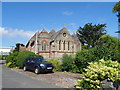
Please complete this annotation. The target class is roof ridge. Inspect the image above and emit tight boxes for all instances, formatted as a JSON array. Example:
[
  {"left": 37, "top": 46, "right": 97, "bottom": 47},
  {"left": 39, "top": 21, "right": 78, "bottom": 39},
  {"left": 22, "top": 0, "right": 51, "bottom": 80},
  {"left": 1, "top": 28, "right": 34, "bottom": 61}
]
[{"left": 41, "top": 28, "right": 47, "bottom": 33}]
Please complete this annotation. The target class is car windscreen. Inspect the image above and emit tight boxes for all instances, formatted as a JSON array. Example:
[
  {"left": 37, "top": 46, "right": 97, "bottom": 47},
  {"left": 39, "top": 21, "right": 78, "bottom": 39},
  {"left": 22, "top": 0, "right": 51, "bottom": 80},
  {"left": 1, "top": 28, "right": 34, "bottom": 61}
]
[{"left": 35, "top": 58, "right": 44, "bottom": 62}]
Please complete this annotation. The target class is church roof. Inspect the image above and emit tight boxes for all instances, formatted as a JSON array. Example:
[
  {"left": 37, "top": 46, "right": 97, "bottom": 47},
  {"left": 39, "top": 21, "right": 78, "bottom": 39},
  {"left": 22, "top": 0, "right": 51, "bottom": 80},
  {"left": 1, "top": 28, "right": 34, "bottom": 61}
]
[
  {"left": 41, "top": 28, "right": 47, "bottom": 33},
  {"left": 59, "top": 27, "right": 70, "bottom": 35},
  {"left": 50, "top": 29, "right": 55, "bottom": 33},
  {"left": 49, "top": 29, "right": 56, "bottom": 37},
  {"left": 28, "top": 27, "right": 80, "bottom": 44},
  {"left": 51, "top": 27, "right": 73, "bottom": 41}
]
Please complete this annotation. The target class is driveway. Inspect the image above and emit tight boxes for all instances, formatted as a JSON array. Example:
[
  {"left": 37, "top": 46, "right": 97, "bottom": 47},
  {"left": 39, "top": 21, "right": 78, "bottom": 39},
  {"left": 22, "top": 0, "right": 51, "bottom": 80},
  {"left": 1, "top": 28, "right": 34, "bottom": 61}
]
[{"left": 2, "top": 63, "right": 60, "bottom": 88}]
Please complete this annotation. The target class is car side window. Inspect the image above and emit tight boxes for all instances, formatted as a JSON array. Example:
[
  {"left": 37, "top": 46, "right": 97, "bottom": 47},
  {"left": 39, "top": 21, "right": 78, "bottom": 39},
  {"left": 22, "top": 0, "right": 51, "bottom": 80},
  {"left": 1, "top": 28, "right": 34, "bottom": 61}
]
[
  {"left": 26, "top": 59, "right": 30, "bottom": 62},
  {"left": 26, "top": 58, "right": 35, "bottom": 63},
  {"left": 31, "top": 58, "right": 35, "bottom": 63}
]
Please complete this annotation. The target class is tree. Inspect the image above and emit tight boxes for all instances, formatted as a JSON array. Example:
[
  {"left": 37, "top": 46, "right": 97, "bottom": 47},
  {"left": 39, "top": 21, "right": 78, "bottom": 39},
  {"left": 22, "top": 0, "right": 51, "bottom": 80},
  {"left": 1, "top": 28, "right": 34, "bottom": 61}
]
[
  {"left": 113, "top": 2, "right": 120, "bottom": 35},
  {"left": 13, "top": 43, "right": 25, "bottom": 52},
  {"left": 75, "top": 35, "right": 120, "bottom": 73},
  {"left": 77, "top": 23, "right": 106, "bottom": 49},
  {"left": 112, "top": 1, "right": 120, "bottom": 13},
  {"left": 96, "top": 35, "right": 120, "bottom": 62}
]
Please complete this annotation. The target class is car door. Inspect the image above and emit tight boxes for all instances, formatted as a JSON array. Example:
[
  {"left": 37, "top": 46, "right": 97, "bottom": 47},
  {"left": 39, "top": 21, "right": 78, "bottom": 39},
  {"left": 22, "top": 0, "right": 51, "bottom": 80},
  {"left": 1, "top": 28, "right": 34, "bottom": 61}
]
[
  {"left": 25, "top": 58, "right": 31, "bottom": 69},
  {"left": 28, "top": 58, "right": 36, "bottom": 71}
]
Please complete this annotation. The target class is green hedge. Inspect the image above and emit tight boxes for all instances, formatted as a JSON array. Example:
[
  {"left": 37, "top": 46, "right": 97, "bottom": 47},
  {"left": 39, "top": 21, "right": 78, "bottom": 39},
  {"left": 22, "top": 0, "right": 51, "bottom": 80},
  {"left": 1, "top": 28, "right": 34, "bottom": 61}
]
[
  {"left": 16, "top": 51, "right": 37, "bottom": 68},
  {"left": 96, "top": 35, "right": 120, "bottom": 62},
  {"left": 6, "top": 50, "right": 43, "bottom": 68},
  {"left": 6, "top": 51, "right": 19, "bottom": 68},
  {"left": 75, "top": 35, "right": 120, "bottom": 73}
]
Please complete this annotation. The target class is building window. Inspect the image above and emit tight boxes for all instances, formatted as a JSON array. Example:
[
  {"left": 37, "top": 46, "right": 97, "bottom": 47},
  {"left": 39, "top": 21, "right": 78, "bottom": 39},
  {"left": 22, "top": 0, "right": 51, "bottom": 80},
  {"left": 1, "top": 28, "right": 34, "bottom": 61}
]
[
  {"left": 63, "top": 41, "right": 65, "bottom": 50},
  {"left": 63, "top": 33, "right": 66, "bottom": 37},
  {"left": 30, "top": 41, "right": 35, "bottom": 47},
  {"left": 59, "top": 40, "right": 61, "bottom": 50},
  {"left": 42, "top": 42, "right": 46, "bottom": 51},
  {"left": 68, "top": 41, "right": 70, "bottom": 50}
]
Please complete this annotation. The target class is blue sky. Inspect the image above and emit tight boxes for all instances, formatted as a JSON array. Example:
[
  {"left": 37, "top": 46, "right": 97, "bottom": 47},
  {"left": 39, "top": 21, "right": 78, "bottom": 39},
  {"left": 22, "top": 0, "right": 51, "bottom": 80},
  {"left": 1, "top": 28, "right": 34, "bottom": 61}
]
[{"left": 1, "top": 2, "right": 118, "bottom": 47}]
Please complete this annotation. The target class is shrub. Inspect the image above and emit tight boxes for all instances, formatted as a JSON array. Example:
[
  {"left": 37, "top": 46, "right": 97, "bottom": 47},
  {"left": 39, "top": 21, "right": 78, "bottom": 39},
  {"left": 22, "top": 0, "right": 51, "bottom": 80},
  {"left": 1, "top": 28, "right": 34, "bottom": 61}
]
[
  {"left": 75, "top": 48, "right": 96, "bottom": 73},
  {"left": 6, "top": 50, "right": 43, "bottom": 68},
  {"left": 16, "top": 51, "right": 36, "bottom": 68},
  {"left": 96, "top": 35, "right": 120, "bottom": 62},
  {"left": 35, "top": 54, "right": 43, "bottom": 58},
  {"left": 47, "top": 59, "right": 62, "bottom": 71},
  {"left": 75, "top": 35, "right": 120, "bottom": 73},
  {"left": 6, "top": 62, "right": 12, "bottom": 68},
  {"left": 94, "top": 46, "right": 119, "bottom": 61},
  {"left": 6, "top": 51, "right": 19, "bottom": 68},
  {"left": 75, "top": 59, "right": 120, "bottom": 89},
  {"left": 61, "top": 54, "right": 79, "bottom": 73}
]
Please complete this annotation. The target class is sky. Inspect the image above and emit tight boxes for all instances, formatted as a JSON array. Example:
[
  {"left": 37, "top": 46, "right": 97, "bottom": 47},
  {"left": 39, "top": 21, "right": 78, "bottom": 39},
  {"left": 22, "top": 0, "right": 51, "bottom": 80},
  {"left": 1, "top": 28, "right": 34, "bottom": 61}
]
[{"left": 1, "top": 2, "right": 119, "bottom": 47}]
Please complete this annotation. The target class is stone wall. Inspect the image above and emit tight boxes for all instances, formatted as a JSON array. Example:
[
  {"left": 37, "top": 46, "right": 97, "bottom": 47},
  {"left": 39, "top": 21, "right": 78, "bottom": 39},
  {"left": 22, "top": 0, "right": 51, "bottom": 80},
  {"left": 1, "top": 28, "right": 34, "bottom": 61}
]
[{"left": 25, "top": 27, "right": 81, "bottom": 59}]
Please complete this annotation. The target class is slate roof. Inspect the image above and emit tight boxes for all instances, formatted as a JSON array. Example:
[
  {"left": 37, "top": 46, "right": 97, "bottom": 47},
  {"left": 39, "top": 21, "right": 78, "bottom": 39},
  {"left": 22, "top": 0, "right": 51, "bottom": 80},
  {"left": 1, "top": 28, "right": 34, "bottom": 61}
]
[
  {"left": 50, "top": 27, "right": 74, "bottom": 41},
  {"left": 49, "top": 29, "right": 56, "bottom": 37},
  {"left": 28, "top": 27, "right": 79, "bottom": 44},
  {"left": 41, "top": 28, "right": 47, "bottom": 33}
]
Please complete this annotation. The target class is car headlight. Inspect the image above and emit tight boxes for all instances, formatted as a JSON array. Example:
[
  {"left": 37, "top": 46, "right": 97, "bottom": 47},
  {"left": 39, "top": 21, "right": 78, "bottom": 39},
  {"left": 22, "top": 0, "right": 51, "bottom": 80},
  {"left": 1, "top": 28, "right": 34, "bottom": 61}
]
[{"left": 40, "top": 64, "right": 45, "bottom": 67}]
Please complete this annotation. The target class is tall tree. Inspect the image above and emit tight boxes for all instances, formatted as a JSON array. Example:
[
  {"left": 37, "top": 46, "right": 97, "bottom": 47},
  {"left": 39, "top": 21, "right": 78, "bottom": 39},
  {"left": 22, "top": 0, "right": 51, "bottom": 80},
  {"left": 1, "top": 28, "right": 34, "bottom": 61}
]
[
  {"left": 112, "top": 1, "right": 120, "bottom": 13},
  {"left": 112, "top": 2, "right": 120, "bottom": 35},
  {"left": 77, "top": 23, "right": 106, "bottom": 49}
]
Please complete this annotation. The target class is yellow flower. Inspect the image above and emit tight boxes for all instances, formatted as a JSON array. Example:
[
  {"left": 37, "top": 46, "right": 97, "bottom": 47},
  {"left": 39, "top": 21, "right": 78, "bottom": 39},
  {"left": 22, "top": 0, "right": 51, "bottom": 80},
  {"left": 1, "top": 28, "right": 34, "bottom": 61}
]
[{"left": 97, "top": 86, "right": 100, "bottom": 88}]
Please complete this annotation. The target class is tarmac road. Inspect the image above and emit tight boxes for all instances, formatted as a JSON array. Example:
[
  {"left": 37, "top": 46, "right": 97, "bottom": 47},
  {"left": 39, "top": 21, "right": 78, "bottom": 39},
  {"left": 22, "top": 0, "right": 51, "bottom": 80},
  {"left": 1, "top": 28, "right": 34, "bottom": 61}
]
[{"left": 1, "top": 61, "right": 60, "bottom": 89}]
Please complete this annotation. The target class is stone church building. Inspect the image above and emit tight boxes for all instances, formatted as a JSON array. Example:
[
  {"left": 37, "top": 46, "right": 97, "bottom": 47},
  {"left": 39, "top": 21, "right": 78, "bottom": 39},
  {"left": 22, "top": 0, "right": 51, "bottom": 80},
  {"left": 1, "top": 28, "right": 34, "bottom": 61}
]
[{"left": 20, "top": 27, "right": 81, "bottom": 59}]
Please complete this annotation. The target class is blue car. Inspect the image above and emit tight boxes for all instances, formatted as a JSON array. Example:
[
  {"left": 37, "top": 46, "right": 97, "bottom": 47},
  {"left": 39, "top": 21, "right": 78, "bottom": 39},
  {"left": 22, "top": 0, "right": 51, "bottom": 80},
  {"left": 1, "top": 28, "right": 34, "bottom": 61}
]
[{"left": 23, "top": 57, "right": 54, "bottom": 74}]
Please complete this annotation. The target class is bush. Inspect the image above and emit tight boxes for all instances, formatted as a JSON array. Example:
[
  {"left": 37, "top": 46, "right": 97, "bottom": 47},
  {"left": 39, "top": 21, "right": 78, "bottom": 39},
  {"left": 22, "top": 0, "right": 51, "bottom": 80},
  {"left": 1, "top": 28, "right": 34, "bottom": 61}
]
[
  {"left": 6, "top": 50, "right": 43, "bottom": 68},
  {"left": 75, "top": 48, "right": 95, "bottom": 73},
  {"left": 35, "top": 54, "right": 43, "bottom": 58},
  {"left": 94, "top": 46, "right": 119, "bottom": 61},
  {"left": 61, "top": 54, "right": 79, "bottom": 73},
  {"left": 75, "top": 35, "right": 120, "bottom": 73},
  {"left": 96, "top": 35, "right": 120, "bottom": 62},
  {"left": 75, "top": 59, "right": 120, "bottom": 89},
  {"left": 6, "top": 62, "right": 12, "bottom": 68},
  {"left": 16, "top": 51, "right": 36, "bottom": 68},
  {"left": 6, "top": 51, "right": 19, "bottom": 68},
  {"left": 47, "top": 59, "right": 62, "bottom": 71}
]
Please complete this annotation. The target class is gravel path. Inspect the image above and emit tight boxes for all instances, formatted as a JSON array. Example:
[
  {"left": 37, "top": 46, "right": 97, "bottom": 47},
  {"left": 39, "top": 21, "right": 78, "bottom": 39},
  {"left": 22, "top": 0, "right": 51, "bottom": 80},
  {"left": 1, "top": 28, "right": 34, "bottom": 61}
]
[{"left": 11, "top": 68, "right": 83, "bottom": 88}]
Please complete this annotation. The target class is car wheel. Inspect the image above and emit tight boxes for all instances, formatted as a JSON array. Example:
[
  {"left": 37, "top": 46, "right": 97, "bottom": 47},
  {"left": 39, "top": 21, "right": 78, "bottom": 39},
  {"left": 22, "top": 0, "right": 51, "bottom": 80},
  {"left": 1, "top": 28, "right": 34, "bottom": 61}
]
[
  {"left": 49, "top": 70, "right": 54, "bottom": 73},
  {"left": 35, "top": 67, "right": 40, "bottom": 74},
  {"left": 23, "top": 66, "right": 27, "bottom": 71}
]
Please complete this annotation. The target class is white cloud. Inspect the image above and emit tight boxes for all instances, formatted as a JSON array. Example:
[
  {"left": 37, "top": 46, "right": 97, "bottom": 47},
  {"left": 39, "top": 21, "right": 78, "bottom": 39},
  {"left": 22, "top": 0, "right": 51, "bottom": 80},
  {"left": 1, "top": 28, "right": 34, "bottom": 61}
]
[
  {"left": 62, "top": 11, "right": 73, "bottom": 16},
  {"left": 0, "top": 27, "right": 35, "bottom": 38}
]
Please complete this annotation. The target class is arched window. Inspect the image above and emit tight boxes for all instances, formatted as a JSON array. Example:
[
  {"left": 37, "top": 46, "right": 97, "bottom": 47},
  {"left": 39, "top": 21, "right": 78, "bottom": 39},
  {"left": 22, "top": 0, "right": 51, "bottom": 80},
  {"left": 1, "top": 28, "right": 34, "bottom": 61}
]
[
  {"left": 68, "top": 41, "right": 70, "bottom": 50},
  {"left": 59, "top": 40, "right": 61, "bottom": 50},
  {"left": 42, "top": 42, "right": 46, "bottom": 51},
  {"left": 63, "top": 41, "right": 65, "bottom": 50},
  {"left": 30, "top": 41, "right": 35, "bottom": 47}
]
